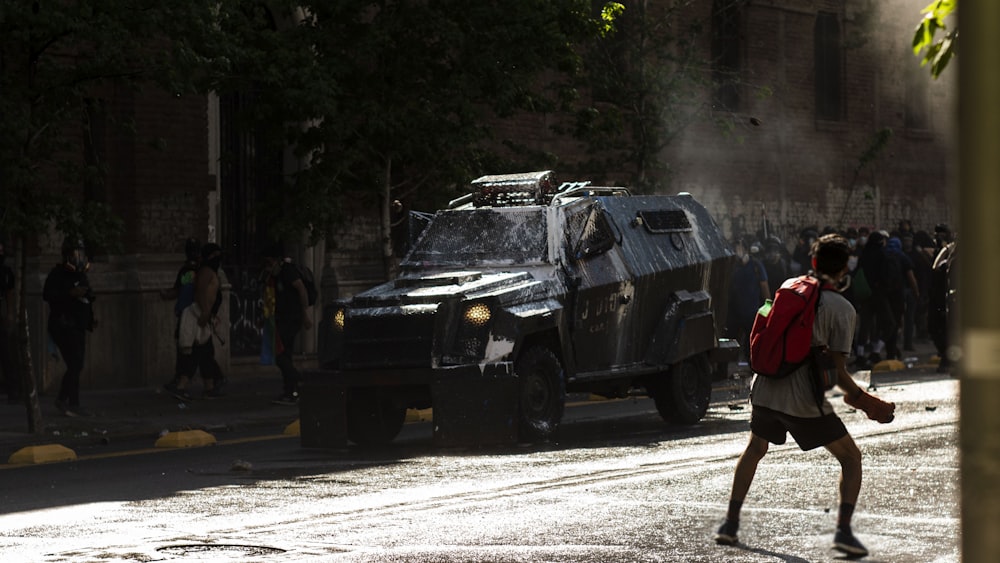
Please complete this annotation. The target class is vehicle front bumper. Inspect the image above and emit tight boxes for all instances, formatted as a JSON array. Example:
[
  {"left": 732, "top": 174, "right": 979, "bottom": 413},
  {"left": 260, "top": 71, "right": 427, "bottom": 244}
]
[{"left": 299, "top": 362, "right": 517, "bottom": 448}]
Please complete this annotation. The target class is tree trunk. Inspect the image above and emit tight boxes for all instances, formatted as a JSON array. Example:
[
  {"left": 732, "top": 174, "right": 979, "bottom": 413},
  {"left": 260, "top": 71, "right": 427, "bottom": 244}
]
[
  {"left": 380, "top": 157, "right": 397, "bottom": 280},
  {"left": 14, "top": 236, "right": 43, "bottom": 433}
]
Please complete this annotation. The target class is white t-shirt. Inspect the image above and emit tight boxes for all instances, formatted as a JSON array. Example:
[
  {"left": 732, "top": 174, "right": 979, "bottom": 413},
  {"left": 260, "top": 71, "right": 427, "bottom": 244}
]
[{"left": 750, "top": 289, "right": 857, "bottom": 418}]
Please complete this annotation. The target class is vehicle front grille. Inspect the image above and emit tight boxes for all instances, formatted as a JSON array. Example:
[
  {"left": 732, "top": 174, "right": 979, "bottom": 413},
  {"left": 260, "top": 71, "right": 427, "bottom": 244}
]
[{"left": 342, "top": 310, "right": 435, "bottom": 369}]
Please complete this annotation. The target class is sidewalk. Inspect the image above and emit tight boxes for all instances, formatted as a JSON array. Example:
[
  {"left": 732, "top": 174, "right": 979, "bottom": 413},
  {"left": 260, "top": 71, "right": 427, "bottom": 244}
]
[
  {"left": 0, "top": 339, "right": 947, "bottom": 464},
  {"left": 0, "top": 365, "right": 301, "bottom": 462}
]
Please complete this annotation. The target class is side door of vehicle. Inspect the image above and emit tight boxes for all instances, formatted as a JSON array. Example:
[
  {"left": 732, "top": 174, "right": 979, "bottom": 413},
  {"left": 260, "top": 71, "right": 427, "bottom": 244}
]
[{"left": 561, "top": 201, "right": 638, "bottom": 373}]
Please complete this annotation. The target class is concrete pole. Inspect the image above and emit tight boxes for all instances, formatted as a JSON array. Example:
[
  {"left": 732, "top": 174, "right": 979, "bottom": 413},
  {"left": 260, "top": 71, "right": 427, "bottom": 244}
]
[{"left": 961, "top": 2, "right": 1000, "bottom": 561}]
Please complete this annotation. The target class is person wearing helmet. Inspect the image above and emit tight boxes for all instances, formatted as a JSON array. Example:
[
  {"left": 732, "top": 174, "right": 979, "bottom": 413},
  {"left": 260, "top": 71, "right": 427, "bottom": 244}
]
[
  {"left": 160, "top": 238, "right": 200, "bottom": 392},
  {"left": 42, "top": 236, "right": 96, "bottom": 417}
]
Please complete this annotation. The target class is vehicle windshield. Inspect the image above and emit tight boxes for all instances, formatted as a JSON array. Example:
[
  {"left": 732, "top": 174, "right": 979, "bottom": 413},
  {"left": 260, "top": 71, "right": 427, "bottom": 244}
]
[{"left": 404, "top": 207, "right": 549, "bottom": 267}]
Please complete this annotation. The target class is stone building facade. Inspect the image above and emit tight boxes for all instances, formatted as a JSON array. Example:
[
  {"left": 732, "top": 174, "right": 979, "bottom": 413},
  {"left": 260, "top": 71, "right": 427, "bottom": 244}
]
[{"left": 20, "top": 0, "right": 954, "bottom": 392}]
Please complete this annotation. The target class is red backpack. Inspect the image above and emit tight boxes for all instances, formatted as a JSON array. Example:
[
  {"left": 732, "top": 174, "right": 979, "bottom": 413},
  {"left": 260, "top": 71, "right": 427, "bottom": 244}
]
[{"left": 749, "top": 275, "right": 822, "bottom": 378}]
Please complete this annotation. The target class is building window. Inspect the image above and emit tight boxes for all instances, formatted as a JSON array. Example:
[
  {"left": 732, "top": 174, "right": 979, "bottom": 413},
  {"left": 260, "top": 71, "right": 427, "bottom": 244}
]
[
  {"left": 712, "top": 0, "right": 743, "bottom": 111},
  {"left": 814, "top": 11, "right": 842, "bottom": 121}
]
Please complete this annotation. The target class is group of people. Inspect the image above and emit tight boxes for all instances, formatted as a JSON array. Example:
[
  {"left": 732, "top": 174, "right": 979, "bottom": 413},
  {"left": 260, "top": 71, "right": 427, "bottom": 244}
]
[
  {"left": 718, "top": 220, "right": 957, "bottom": 558},
  {"left": 159, "top": 240, "right": 314, "bottom": 407},
  {"left": 726, "top": 221, "right": 956, "bottom": 371},
  {"left": 0, "top": 235, "right": 315, "bottom": 418}
]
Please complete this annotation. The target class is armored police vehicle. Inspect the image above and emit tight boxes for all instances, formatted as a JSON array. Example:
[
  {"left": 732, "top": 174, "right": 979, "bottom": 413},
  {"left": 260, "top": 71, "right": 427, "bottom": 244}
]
[{"left": 301, "top": 171, "right": 737, "bottom": 447}]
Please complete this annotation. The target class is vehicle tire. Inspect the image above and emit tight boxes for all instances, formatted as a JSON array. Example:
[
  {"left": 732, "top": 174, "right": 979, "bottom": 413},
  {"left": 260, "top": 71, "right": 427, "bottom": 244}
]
[
  {"left": 515, "top": 346, "right": 566, "bottom": 442},
  {"left": 648, "top": 355, "right": 712, "bottom": 425},
  {"left": 346, "top": 387, "right": 407, "bottom": 446}
]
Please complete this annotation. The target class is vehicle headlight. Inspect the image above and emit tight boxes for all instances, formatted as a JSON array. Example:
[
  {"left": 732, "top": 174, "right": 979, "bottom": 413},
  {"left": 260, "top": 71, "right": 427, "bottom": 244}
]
[
  {"left": 463, "top": 303, "right": 491, "bottom": 327},
  {"left": 333, "top": 307, "right": 346, "bottom": 331}
]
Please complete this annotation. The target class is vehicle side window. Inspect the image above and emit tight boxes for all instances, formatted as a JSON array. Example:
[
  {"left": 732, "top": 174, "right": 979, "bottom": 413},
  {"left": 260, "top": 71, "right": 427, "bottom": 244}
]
[{"left": 567, "top": 205, "right": 615, "bottom": 260}]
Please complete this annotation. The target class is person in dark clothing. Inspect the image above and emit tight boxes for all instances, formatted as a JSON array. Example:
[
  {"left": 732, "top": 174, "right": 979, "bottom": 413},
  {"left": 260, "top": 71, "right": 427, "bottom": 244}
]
[
  {"left": 910, "top": 231, "right": 937, "bottom": 340},
  {"left": 933, "top": 223, "right": 953, "bottom": 253},
  {"left": 164, "top": 243, "right": 226, "bottom": 400},
  {"left": 727, "top": 238, "right": 769, "bottom": 362},
  {"left": 160, "top": 238, "right": 200, "bottom": 388},
  {"left": 0, "top": 241, "right": 18, "bottom": 404},
  {"left": 761, "top": 236, "right": 790, "bottom": 297},
  {"left": 929, "top": 241, "right": 957, "bottom": 373},
  {"left": 790, "top": 228, "right": 818, "bottom": 276},
  {"left": 262, "top": 244, "right": 313, "bottom": 405},
  {"left": 42, "top": 237, "right": 96, "bottom": 417},
  {"left": 855, "top": 231, "right": 899, "bottom": 363},
  {"left": 884, "top": 237, "right": 919, "bottom": 355}
]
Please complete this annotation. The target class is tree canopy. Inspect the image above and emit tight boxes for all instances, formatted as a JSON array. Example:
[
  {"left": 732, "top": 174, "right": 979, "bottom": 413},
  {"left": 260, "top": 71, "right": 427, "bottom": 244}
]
[{"left": 243, "top": 1, "right": 614, "bottom": 245}]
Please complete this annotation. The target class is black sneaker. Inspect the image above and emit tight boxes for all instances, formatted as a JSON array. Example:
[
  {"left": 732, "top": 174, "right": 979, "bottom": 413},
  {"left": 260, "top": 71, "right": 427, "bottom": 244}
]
[
  {"left": 271, "top": 393, "right": 298, "bottom": 406},
  {"left": 204, "top": 388, "right": 226, "bottom": 399},
  {"left": 714, "top": 519, "right": 739, "bottom": 546},
  {"left": 833, "top": 527, "right": 868, "bottom": 557}
]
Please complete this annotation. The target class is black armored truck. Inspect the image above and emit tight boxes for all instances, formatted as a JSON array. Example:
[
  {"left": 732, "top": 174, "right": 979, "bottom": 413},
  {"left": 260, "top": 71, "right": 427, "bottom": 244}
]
[{"left": 300, "top": 171, "right": 738, "bottom": 447}]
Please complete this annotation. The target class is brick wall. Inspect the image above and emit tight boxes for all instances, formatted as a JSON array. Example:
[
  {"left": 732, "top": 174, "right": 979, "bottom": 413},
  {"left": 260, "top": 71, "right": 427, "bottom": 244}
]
[{"left": 491, "top": 0, "right": 954, "bottom": 244}]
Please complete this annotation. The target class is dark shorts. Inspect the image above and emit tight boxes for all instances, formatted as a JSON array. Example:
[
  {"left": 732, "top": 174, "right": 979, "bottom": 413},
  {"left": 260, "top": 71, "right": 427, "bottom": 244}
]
[{"left": 751, "top": 405, "right": 848, "bottom": 451}]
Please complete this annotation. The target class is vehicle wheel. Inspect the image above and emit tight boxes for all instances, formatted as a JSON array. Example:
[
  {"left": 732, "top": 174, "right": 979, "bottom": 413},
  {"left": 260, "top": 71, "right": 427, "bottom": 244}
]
[
  {"left": 648, "top": 355, "right": 712, "bottom": 425},
  {"left": 346, "top": 387, "right": 407, "bottom": 446},
  {"left": 515, "top": 346, "right": 566, "bottom": 442}
]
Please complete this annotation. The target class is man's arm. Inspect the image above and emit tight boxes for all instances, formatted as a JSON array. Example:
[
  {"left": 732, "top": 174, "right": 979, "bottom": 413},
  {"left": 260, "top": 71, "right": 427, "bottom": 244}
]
[{"left": 832, "top": 350, "right": 895, "bottom": 423}]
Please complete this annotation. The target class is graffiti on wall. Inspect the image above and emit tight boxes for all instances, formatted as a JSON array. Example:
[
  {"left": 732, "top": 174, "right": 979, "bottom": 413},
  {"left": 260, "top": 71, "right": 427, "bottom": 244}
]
[{"left": 227, "top": 267, "right": 265, "bottom": 357}]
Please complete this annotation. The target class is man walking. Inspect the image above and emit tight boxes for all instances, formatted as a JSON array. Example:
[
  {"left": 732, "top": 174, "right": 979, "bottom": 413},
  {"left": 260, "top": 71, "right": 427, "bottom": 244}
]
[
  {"left": 261, "top": 244, "right": 312, "bottom": 405},
  {"left": 715, "top": 233, "right": 896, "bottom": 557},
  {"left": 43, "top": 237, "right": 96, "bottom": 417}
]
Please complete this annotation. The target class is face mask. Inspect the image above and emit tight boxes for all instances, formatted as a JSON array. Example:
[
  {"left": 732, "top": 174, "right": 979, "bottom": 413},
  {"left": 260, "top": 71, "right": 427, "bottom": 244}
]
[
  {"left": 848, "top": 238, "right": 857, "bottom": 248},
  {"left": 835, "top": 273, "right": 852, "bottom": 293},
  {"left": 66, "top": 250, "right": 88, "bottom": 272},
  {"left": 858, "top": 236, "right": 868, "bottom": 247},
  {"left": 740, "top": 253, "right": 750, "bottom": 265}
]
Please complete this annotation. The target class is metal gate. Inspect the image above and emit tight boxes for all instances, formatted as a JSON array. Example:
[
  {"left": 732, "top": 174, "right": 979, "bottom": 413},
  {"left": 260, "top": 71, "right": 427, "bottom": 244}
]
[{"left": 218, "top": 90, "right": 283, "bottom": 357}]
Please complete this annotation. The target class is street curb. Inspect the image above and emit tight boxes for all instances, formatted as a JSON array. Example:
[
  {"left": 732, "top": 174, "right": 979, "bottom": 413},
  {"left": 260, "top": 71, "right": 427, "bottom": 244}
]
[{"left": 7, "top": 444, "right": 78, "bottom": 465}]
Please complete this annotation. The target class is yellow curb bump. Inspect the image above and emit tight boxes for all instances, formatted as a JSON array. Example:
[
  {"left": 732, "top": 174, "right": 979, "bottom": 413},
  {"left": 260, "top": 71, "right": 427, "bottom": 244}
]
[
  {"left": 154, "top": 429, "right": 217, "bottom": 448},
  {"left": 284, "top": 419, "right": 300, "bottom": 436},
  {"left": 8, "top": 444, "right": 77, "bottom": 465},
  {"left": 872, "top": 359, "right": 906, "bottom": 372},
  {"left": 405, "top": 408, "right": 432, "bottom": 423}
]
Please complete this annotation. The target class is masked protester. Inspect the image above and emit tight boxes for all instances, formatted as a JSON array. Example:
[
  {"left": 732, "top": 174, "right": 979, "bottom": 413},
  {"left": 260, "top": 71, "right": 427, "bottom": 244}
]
[
  {"left": 727, "top": 238, "right": 770, "bottom": 362},
  {"left": 43, "top": 237, "right": 96, "bottom": 417},
  {"left": 716, "top": 234, "right": 895, "bottom": 558},
  {"left": 261, "top": 242, "right": 313, "bottom": 405},
  {"left": 165, "top": 243, "right": 226, "bottom": 400}
]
